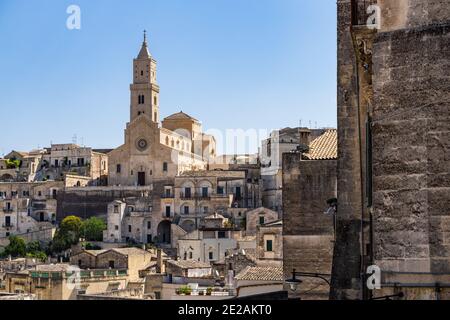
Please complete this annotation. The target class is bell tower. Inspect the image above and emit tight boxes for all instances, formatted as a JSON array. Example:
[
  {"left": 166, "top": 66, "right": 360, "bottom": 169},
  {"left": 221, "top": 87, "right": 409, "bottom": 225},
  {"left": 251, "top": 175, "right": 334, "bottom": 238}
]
[{"left": 130, "top": 31, "right": 160, "bottom": 123}]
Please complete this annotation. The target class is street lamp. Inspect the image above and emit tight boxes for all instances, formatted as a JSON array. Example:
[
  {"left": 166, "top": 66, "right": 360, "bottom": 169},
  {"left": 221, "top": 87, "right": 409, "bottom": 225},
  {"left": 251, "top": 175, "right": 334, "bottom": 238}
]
[
  {"left": 286, "top": 269, "right": 303, "bottom": 292},
  {"left": 285, "top": 269, "right": 332, "bottom": 297}
]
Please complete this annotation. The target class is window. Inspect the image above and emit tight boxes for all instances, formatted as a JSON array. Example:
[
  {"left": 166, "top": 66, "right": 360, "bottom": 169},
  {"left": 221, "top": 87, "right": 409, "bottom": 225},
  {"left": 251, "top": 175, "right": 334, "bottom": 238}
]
[
  {"left": 184, "top": 187, "right": 191, "bottom": 198},
  {"left": 77, "top": 158, "right": 84, "bottom": 166},
  {"left": 163, "top": 162, "right": 168, "bottom": 172},
  {"left": 115, "top": 225, "right": 119, "bottom": 230},
  {"left": 154, "top": 96, "right": 157, "bottom": 105},
  {"left": 154, "top": 112, "right": 157, "bottom": 122},
  {"left": 38, "top": 191, "right": 42, "bottom": 197},
  {"left": 141, "top": 70, "right": 143, "bottom": 76},
  {"left": 217, "top": 186, "right": 224, "bottom": 195},
  {"left": 259, "top": 216, "right": 265, "bottom": 225},
  {"left": 209, "top": 252, "right": 214, "bottom": 260},
  {"left": 113, "top": 205, "right": 119, "bottom": 213},
  {"left": 141, "top": 95, "right": 145, "bottom": 104},
  {"left": 147, "top": 221, "right": 151, "bottom": 229},
  {"left": 5, "top": 216, "right": 11, "bottom": 227},
  {"left": 184, "top": 206, "right": 189, "bottom": 215},
  {"left": 202, "top": 187, "right": 208, "bottom": 198},
  {"left": 266, "top": 240, "right": 273, "bottom": 252},
  {"left": 109, "top": 261, "right": 115, "bottom": 269},
  {"left": 218, "top": 231, "right": 227, "bottom": 239},
  {"left": 128, "top": 225, "right": 132, "bottom": 232},
  {"left": 203, "top": 207, "right": 208, "bottom": 214},
  {"left": 183, "top": 252, "right": 187, "bottom": 260},
  {"left": 166, "top": 206, "right": 171, "bottom": 217},
  {"left": 116, "top": 164, "right": 121, "bottom": 173},
  {"left": 189, "top": 252, "right": 193, "bottom": 259}
]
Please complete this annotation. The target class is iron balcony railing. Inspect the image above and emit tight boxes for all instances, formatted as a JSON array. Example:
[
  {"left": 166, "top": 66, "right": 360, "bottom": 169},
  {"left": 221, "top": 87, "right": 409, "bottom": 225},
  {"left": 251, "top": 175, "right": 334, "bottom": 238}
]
[{"left": 351, "top": 0, "right": 377, "bottom": 26}]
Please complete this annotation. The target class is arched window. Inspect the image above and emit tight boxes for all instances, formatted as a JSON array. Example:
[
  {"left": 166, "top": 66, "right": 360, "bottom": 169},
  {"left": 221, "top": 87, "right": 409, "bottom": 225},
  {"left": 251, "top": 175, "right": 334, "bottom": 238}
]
[
  {"left": 142, "top": 95, "right": 145, "bottom": 104},
  {"left": 138, "top": 95, "right": 141, "bottom": 104},
  {"left": 165, "top": 136, "right": 169, "bottom": 145},
  {"left": 154, "top": 96, "right": 157, "bottom": 105}
]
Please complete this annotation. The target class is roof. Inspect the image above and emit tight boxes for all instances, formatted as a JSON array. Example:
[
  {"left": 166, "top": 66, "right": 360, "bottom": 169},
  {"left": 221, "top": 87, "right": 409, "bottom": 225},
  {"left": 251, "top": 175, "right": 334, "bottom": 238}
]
[
  {"left": 179, "top": 170, "right": 245, "bottom": 179},
  {"left": 205, "top": 212, "right": 225, "bottom": 220},
  {"left": 166, "top": 260, "right": 211, "bottom": 269},
  {"left": 260, "top": 219, "right": 283, "bottom": 227},
  {"left": 77, "top": 247, "right": 150, "bottom": 257},
  {"left": 304, "top": 129, "right": 337, "bottom": 160},
  {"left": 163, "top": 111, "right": 199, "bottom": 122},
  {"left": 235, "top": 266, "right": 284, "bottom": 281},
  {"left": 137, "top": 33, "right": 151, "bottom": 59},
  {"left": 34, "top": 264, "right": 75, "bottom": 272}
]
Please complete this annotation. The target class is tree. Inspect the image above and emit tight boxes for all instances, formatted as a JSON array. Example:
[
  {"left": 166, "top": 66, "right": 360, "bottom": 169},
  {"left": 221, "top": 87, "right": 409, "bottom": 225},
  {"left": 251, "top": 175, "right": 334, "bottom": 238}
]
[
  {"left": 26, "top": 241, "right": 47, "bottom": 262},
  {"left": 51, "top": 215, "right": 82, "bottom": 253},
  {"left": 80, "top": 217, "right": 106, "bottom": 241},
  {"left": 3, "top": 235, "right": 26, "bottom": 258}
]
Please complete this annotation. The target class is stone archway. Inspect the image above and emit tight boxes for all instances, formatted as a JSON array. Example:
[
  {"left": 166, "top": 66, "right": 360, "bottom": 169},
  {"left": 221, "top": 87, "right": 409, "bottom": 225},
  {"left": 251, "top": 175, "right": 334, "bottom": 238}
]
[
  {"left": 0, "top": 174, "right": 14, "bottom": 182},
  {"left": 157, "top": 220, "right": 171, "bottom": 244}
]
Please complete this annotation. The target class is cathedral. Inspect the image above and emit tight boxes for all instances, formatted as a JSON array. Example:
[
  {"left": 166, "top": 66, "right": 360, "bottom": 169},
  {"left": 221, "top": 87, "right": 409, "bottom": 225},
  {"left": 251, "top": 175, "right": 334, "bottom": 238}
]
[{"left": 108, "top": 33, "right": 216, "bottom": 186}]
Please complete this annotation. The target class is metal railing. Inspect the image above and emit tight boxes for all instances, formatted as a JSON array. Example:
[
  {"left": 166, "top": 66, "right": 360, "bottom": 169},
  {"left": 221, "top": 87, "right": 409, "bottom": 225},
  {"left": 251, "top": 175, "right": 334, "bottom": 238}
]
[{"left": 351, "top": 0, "right": 376, "bottom": 26}]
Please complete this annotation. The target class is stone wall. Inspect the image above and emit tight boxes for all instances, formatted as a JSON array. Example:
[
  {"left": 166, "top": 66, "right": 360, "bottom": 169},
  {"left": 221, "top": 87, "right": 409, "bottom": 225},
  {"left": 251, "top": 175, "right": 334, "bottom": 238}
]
[
  {"left": 371, "top": 23, "right": 450, "bottom": 273},
  {"left": 282, "top": 152, "right": 337, "bottom": 299}
]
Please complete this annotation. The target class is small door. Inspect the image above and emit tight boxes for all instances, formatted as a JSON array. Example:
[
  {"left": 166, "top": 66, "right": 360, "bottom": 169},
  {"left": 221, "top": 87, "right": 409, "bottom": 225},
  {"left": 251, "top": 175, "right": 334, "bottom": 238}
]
[
  {"left": 147, "top": 234, "right": 152, "bottom": 243},
  {"left": 138, "top": 172, "right": 146, "bottom": 186}
]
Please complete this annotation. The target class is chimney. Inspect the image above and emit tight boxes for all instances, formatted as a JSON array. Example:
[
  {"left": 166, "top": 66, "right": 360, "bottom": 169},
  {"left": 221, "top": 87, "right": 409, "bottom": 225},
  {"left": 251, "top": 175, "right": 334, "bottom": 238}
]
[{"left": 298, "top": 128, "right": 311, "bottom": 146}]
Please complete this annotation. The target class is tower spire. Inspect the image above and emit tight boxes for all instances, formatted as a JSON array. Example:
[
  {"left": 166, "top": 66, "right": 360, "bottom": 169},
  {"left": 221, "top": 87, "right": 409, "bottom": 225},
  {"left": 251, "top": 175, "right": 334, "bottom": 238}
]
[{"left": 137, "top": 30, "right": 151, "bottom": 59}]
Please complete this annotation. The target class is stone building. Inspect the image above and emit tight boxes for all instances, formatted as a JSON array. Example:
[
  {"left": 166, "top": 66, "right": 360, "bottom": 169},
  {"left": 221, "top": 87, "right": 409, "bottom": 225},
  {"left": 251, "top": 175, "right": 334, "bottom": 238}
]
[
  {"left": 282, "top": 129, "right": 337, "bottom": 300},
  {"left": 260, "top": 127, "right": 325, "bottom": 213},
  {"left": 70, "top": 247, "right": 154, "bottom": 281},
  {"left": 108, "top": 34, "right": 215, "bottom": 187},
  {"left": 256, "top": 219, "right": 283, "bottom": 263},
  {"left": 4, "top": 264, "right": 129, "bottom": 300},
  {"left": 172, "top": 170, "right": 260, "bottom": 232},
  {"left": 245, "top": 207, "right": 279, "bottom": 236},
  {"left": 39, "top": 144, "right": 108, "bottom": 185},
  {"left": 177, "top": 213, "right": 253, "bottom": 264},
  {"left": 0, "top": 181, "right": 63, "bottom": 245},
  {"left": 332, "top": 0, "right": 450, "bottom": 300},
  {"left": 0, "top": 150, "right": 44, "bottom": 183}
]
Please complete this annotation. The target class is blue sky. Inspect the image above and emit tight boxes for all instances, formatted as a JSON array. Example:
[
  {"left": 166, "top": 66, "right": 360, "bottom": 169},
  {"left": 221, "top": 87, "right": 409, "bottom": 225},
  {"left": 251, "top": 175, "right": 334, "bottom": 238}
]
[{"left": 0, "top": 0, "right": 336, "bottom": 155}]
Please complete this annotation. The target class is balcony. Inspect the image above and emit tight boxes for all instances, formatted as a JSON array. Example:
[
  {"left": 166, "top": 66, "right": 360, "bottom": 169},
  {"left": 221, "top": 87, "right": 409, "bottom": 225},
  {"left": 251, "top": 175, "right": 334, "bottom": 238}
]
[
  {"left": 161, "top": 193, "right": 174, "bottom": 199},
  {"left": 2, "top": 223, "right": 14, "bottom": 228},
  {"left": 179, "top": 192, "right": 211, "bottom": 200},
  {"left": 3, "top": 208, "right": 13, "bottom": 213},
  {"left": 351, "top": 0, "right": 377, "bottom": 26}
]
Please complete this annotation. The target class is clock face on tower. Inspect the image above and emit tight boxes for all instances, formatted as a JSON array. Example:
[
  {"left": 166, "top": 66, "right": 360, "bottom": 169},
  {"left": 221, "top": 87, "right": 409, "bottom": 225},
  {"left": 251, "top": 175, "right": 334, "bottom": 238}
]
[{"left": 136, "top": 138, "right": 149, "bottom": 151}]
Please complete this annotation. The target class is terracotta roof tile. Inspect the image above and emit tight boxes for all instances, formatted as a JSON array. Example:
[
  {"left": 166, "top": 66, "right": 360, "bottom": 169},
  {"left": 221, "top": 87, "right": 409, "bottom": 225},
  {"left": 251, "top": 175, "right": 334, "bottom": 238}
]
[
  {"left": 235, "top": 266, "right": 284, "bottom": 281},
  {"left": 304, "top": 129, "right": 337, "bottom": 160}
]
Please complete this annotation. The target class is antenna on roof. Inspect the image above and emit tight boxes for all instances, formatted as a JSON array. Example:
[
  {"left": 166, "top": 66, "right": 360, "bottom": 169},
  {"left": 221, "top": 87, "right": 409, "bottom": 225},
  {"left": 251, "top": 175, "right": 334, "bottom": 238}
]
[{"left": 72, "top": 134, "right": 77, "bottom": 144}]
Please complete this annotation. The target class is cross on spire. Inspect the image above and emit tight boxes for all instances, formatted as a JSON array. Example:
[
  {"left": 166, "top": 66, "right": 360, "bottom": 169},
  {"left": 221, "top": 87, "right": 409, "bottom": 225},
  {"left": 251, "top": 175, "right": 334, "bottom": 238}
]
[{"left": 143, "top": 30, "right": 147, "bottom": 44}]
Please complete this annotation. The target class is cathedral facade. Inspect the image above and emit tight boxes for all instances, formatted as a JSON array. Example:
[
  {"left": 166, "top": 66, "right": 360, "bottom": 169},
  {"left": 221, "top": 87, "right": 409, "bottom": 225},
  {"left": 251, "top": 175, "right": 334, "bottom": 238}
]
[{"left": 108, "top": 34, "right": 216, "bottom": 186}]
